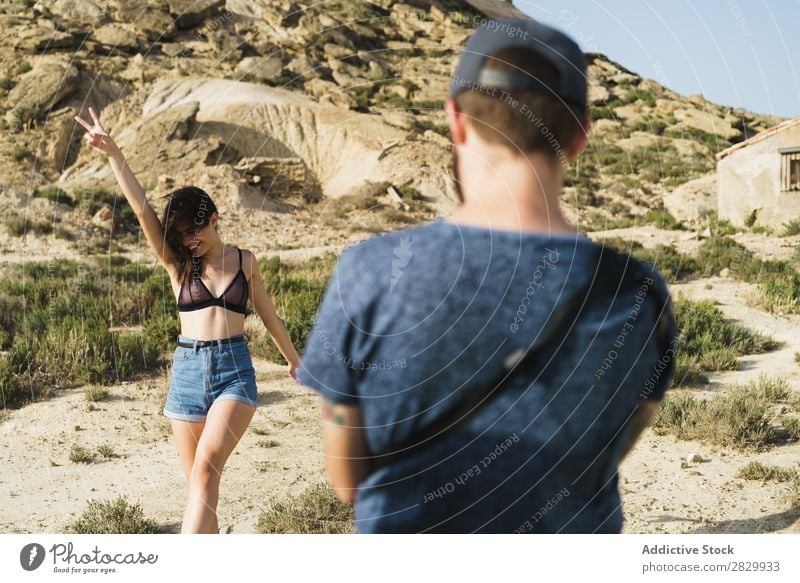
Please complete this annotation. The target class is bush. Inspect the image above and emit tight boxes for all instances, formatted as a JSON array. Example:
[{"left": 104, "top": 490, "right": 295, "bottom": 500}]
[
  {"left": 0, "top": 353, "right": 26, "bottom": 408},
  {"left": 4, "top": 214, "right": 53, "bottom": 236},
  {"left": 596, "top": 238, "right": 699, "bottom": 283},
  {"left": 0, "top": 258, "right": 176, "bottom": 404},
  {"left": 97, "top": 443, "right": 115, "bottom": 458},
  {"left": 69, "top": 444, "right": 93, "bottom": 464},
  {"left": 84, "top": 386, "right": 109, "bottom": 402},
  {"left": 248, "top": 254, "right": 336, "bottom": 363},
  {"left": 697, "top": 236, "right": 800, "bottom": 313},
  {"left": 33, "top": 186, "right": 76, "bottom": 207},
  {"left": 656, "top": 374, "right": 796, "bottom": 447},
  {"left": 256, "top": 482, "right": 354, "bottom": 533},
  {"left": 644, "top": 210, "right": 682, "bottom": 230},
  {"left": 781, "top": 219, "right": 800, "bottom": 237},
  {"left": 69, "top": 496, "right": 160, "bottom": 534},
  {"left": 653, "top": 376, "right": 792, "bottom": 451},
  {"left": 737, "top": 461, "right": 798, "bottom": 482},
  {"left": 675, "top": 299, "right": 777, "bottom": 361}
]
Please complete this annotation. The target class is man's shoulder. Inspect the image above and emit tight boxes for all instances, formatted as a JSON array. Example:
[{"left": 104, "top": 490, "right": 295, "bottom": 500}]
[{"left": 338, "top": 221, "right": 442, "bottom": 269}]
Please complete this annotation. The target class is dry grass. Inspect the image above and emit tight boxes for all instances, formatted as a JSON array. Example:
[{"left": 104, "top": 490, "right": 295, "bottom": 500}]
[
  {"left": 653, "top": 375, "right": 799, "bottom": 451},
  {"left": 256, "top": 482, "right": 354, "bottom": 534},
  {"left": 69, "top": 496, "right": 160, "bottom": 534}
]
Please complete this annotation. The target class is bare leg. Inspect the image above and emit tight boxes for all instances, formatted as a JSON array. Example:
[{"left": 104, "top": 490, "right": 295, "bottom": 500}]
[
  {"left": 170, "top": 419, "right": 206, "bottom": 482},
  {"left": 181, "top": 400, "right": 255, "bottom": 534}
]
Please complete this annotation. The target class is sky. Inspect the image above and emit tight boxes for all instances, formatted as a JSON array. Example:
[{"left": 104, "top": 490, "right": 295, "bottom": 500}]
[{"left": 516, "top": 0, "right": 800, "bottom": 119}]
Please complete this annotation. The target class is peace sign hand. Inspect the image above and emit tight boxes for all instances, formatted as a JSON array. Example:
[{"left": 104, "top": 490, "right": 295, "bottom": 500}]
[{"left": 74, "top": 107, "right": 121, "bottom": 159}]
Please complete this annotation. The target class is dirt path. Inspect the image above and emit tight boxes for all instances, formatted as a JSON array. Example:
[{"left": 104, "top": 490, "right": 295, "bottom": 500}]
[
  {"left": 0, "top": 360, "right": 325, "bottom": 534},
  {"left": 619, "top": 275, "right": 800, "bottom": 533}
]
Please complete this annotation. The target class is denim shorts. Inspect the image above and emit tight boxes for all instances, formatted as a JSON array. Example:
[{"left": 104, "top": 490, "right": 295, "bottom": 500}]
[{"left": 163, "top": 333, "right": 258, "bottom": 422}]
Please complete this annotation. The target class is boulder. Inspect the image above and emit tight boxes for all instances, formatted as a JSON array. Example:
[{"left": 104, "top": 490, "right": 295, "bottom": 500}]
[
  {"left": 663, "top": 173, "right": 717, "bottom": 224},
  {"left": 39, "top": 106, "right": 78, "bottom": 169},
  {"left": 303, "top": 78, "right": 357, "bottom": 109},
  {"left": 92, "top": 23, "right": 140, "bottom": 53},
  {"left": 236, "top": 56, "right": 284, "bottom": 82},
  {"left": 16, "top": 25, "right": 75, "bottom": 52},
  {"left": 113, "top": 3, "right": 175, "bottom": 41},
  {"left": 92, "top": 204, "right": 122, "bottom": 235},
  {"left": 47, "top": 0, "right": 109, "bottom": 27},
  {"left": 5, "top": 58, "right": 79, "bottom": 125},
  {"left": 166, "top": 0, "right": 225, "bottom": 30}
]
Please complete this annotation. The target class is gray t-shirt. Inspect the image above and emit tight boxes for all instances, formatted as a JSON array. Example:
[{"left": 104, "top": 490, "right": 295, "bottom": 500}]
[{"left": 297, "top": 217, "right": 677, "bottom": 533}]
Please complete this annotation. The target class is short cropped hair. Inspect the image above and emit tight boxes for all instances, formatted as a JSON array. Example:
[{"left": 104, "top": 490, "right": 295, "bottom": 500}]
[{"left": 453, "top": 46, "right": 587, "bottom": 163}]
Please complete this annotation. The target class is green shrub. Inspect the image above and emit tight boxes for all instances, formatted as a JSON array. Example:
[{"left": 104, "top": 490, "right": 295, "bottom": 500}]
[
  {"left": 96, "top": 443, "right": 115, "bottom": 458},
  {"left": 69, "top": 496, "right": 159, "bottom": 534},
  {"left": 781, "top": 219, "right": 800, "bottom": 237},
  {"left": 737, "top": 461, "right": 798, "bottom": 482},
  {"left": 12, "top": 145, "right": 30, "bottom": 161},
  {"left": 644, "top": 210, "right": 682, "bottom": 230},
  {"left": 672, "top": 299, "right": 778, "bottom": 384},
  {"left": 0, "top": 258, "right": 176, "bottom": 403},
  {"left": 84, "top": 386, "right": 109, "bottom": 402},
  {"left": 4, "top": 214, "right": 53, "bottom": 236},
  {"left": 653, "top": 376, "right": 792, "bottom": 451},
  {"left": 0, "top": 353, "right": 25, "bottom": 408},
  {"left": 697, "top": 236, "right": 800, "bottom": 313},
  {"left": 256, "top": 482, "right": 354, "bottom": 534},
  {"left": 596, "top": 238, "right": 699, "bottom": 283},
  {"left": 69, "top": 444, "right": 93, "bottom": 464},
  {"left": 33, "top": 186, "right": 76, "bottom": 207},
  {"left": 247, "top": 254, "right": 336, "bottom": 363}
]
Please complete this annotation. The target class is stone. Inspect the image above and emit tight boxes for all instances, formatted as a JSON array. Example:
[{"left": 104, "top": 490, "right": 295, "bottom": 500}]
[
  {"left": 113, "top": 4, "right": 176, "bottom": 41},
  {"left": 166, "top": 0, "right": 225, "bottom": 30},
  {"left": 663, "top": 173, "right": 717, "bottom": 225},
  {"left": 48, "top": 0, "right": 109, "bottom": 28},
  {"left": 287, "top": 55, "right": 321, "bottom": 81},
  {"left": 5, "top": 58, "right": 79, "bottom": 125},
  {"left": 40, "top": 106, "right": 78, "bottom": 169},
  {"left": 92, "top": 204, "right": 122, "bottom": 235},
  {"left": 236, "top": 56, "right": 284, "bottom": 82},
  {"left": 161, "top": 43, "right": 188, "bottom": 57},
  {"left": 303, "top": 78, "right": 357, "bottom": 109},
  {"left": 17, "top": 26, "right": 75, "bottom": 52},
  {"left": 92, "top": 23, "right": 140, "bottom": 53}
]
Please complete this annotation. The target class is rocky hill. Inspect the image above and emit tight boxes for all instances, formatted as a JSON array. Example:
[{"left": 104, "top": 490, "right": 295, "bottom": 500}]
[{"left": 0, "top": 0, "right": 785, "bottom": 255}]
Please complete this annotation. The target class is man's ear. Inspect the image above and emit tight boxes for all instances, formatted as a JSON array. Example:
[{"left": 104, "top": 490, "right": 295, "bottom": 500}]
[
  {"left": 445, "top": 98, "right": 467, "bottom": 146},
  {"left": 565, "top": 116, "right": 592, "bottom": 161},
  {"left": 210, "top": 212, "right": 219, "bottom": 229}
]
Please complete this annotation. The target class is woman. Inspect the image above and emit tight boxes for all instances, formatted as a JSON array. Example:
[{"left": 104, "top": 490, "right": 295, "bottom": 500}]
[{"left": 75, "top": 107, "right": 301, "bottom": 533}]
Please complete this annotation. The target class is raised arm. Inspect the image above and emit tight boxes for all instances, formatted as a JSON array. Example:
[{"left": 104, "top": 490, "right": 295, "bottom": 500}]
[{"left": 74, "top": 107, "right": 176, "bottom": 269}]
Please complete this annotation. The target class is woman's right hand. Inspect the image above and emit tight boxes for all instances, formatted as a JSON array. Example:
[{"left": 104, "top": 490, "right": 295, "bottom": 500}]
[{"left": 74, "top": 107, "right": 121, "bottom": 159}]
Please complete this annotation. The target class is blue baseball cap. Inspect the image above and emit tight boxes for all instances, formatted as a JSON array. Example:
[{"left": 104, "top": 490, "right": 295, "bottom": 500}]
[{"left": 449, "top": 18, "right": 587, "bottom": 111}]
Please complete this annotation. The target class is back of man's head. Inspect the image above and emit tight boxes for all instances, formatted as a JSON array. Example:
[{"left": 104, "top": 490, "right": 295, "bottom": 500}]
[{"left": 449, "top": 19, "right": 589, "bottom": 165}]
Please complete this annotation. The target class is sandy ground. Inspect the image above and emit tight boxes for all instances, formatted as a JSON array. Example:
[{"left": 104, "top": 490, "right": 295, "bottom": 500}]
[
  {"left": 2, "top": 229, "right": 800, "bottom": 533},
  {"left": 0, "top": 361, "right": 326, "bottom": 534}
]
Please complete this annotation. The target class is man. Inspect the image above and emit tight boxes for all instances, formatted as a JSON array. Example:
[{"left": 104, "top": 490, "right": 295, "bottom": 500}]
[{"left": 296, "top": 18, "right": 678, "bottom": 533}]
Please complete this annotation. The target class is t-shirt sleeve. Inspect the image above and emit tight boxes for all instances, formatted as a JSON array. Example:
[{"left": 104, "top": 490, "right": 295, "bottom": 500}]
[
  {"left": 296, "top": 248, "right": 368, "bottom": 406},
  {"left": 640, "top": 270, "right": 679, "bottom": 401}
]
